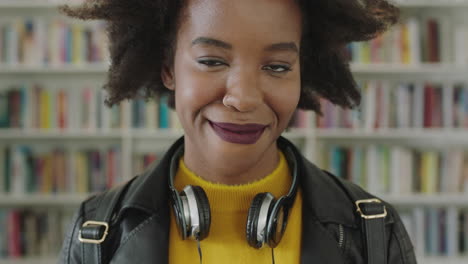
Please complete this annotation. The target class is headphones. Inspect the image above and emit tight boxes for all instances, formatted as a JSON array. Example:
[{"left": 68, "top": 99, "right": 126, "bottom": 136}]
[{"left": 169, "top": 141, "right": 299, "bottom": 249}]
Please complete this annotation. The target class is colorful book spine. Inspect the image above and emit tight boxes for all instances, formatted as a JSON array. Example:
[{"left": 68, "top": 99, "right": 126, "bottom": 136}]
[
  {"left": 130, "top": 95, "right": 187, "bottom": 130},
  {"left": 389, "top": 208, "right": 468, "bottom": 257},
  {"left": 316, "top": 81, "right": 468, "bottom": 130},
  {"left": 0, "top": 17, "right": 108, "bottom": 66},
  {"left": 0, "top": 209, "right": 74, "bottom": 259},
  {"left": 0, "top": 145, "right": 122, "bottom": 194},
  {"left": 320, "top": 144, "right": 468, "bottom": 195},
  {"left": 347, "top": 17, "right": 446, "bottom": 64},
  {"left": 0, "top": 84, "right": 124, "bottom": 131}
]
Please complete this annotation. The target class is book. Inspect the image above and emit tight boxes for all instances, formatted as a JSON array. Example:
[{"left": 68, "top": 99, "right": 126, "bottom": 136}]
[
  {"left": 322, "top": 143, "right": 468, "bottom": 194},
  {"left": 454, "top": 25, "right": 468, "bottom": 66},
  {"left": 7, "top": 210, "right": 21, "bottom": 257},
  {"left": 420, "top": 151, "right": 438, "bottom": 193},
  {"left": 462, "top": 153, "right": 468, "bottom": 192},
  {"left": 0, "top": 90, "right": 9, "bottom": 128},
  {"left": 0, "top": 210, "right": 6, "bottom": 257},
  {"left": 159, "top": 95, "right": 170, "bottom": 129},
  {"left": 0, "top": 146, "right": 4, "bottom": 193},
  {"left": 0, "top": 209, "right": 73, "bottom": 258},
  {"left": 446, "top": 207, "right": 459, "bottom": 256}
]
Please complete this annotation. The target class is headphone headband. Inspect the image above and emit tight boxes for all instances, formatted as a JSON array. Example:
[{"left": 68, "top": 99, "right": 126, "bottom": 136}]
[{"left": 168, "top": 138, "right": 300, "bottom": 249}]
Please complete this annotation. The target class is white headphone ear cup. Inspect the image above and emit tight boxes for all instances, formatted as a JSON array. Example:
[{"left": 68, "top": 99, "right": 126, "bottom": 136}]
[
  {"left": 170, "top": 189, "right": 189, "bottom": 240},
  {"left": 190, "top": 186, "right": 211, "bottom": 240},
  {"left": 181, "top": 185, "right": 211, "bottom": 240},
  {"left": 246, "top": 193, "right": 275, "bottom": 248}
]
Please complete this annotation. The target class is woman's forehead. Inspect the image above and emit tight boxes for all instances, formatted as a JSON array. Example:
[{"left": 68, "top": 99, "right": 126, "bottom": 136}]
[{"left": 178, "top": 0, "right": 302, "bottom": 47}]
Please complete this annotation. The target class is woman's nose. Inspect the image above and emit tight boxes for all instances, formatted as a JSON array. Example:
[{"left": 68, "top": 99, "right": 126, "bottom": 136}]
[{"left": 223, "top": 69, "right": 263, "bottom": 112}]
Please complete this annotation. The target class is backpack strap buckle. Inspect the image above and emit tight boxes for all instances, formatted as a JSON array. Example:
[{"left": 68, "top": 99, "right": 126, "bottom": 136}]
[
  {"left": 79, "top": 221, "right": 109, "bottom": 244},
  {"left": 355, "top": 198, "right": 387, "bottom": 219}
]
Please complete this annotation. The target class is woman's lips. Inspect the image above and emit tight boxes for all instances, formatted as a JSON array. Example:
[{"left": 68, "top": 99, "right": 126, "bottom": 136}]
[{"left": 209, "top": 121, "right": 267, "bottom": 144}]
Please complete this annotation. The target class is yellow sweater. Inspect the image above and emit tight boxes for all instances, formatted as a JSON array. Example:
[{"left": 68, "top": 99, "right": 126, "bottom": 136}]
[{"left": 169, "top": 151, "right": 302, "bottom": 264}]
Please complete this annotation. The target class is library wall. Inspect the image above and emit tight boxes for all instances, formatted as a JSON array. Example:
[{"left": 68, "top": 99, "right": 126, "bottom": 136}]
[{"left": 0, "top": 1, "right": 467, "bottom": 263}]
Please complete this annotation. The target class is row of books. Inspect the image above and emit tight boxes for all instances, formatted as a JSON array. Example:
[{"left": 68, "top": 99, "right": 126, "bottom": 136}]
[
  {"left": 346, "top": 17, "right": 451, "bottom": 64},
  {"left": 321, "top": 144, "right": 468, "bottom": 194},
  {"left": 400, "top": 207, "right": 468, "bottom": 257},
  {"left": 0, "top": 83, "right": 315, "bottom": 131},
  {"left": 0, "top": 145, "right": 123, "bottom": 194},
  {"left": 133, "top": 152, "right": 160, "bottom": 175},
  {"left": 317, "top": 81, "right": 468, "bottom": 129},
  {"left": 288, "top": 110, "right": 312, "bottom": 129},
  {"left": 0, "top": 84, "right": 123, "bottom": 130},
  {"left": 0, "top": 209, "right": 71, "bottom": 259},
  {"left": 132, "top": 95, "right": 182, "bottom": 130},
  {"left": 0, "top": 17, "right": 108, "bottom": 66}
]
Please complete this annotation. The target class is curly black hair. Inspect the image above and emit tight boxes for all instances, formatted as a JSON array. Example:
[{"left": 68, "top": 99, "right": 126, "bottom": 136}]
[{"left": 59, "top": 0, "right": 399, "bottom": 114}]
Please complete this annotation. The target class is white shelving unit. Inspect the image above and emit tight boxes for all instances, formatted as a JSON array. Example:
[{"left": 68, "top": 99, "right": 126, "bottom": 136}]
[
  {"left": 316, "top": 128, "right": 468, "bottom": 142},
  {"left": 0, "top": 0, "right": 81, "bottom": 8},
  {"left": 394, "top": 0, "right": 468, "bottom": 7},
  {"left": 0, "top": 64, "right": 109, "bottom": 75},
  {"left": 0, "top": 0, "right": 467, "bottom": 263},
  {"left": 418, "top": 257, "right": 468, "bottom": 264},
  {"left": 0, "top": 194, "right": 88, "bottom": 207},
  {"left": 0, "top": 258, "right": 57, "bottom": 264},
  {"left": 351, "top": 63, "right": 468, "bottom": 81}
]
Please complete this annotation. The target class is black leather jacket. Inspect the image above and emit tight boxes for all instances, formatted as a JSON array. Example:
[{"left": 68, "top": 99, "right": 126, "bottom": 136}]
[{"left": 59, "top": 137, "right": 417, "bottom": 264}]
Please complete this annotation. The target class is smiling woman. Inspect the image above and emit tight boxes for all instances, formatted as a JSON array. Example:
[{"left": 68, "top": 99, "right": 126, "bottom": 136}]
[
  {"left": 57, "top": 0, "right": 415, "bottom": 264},
  {"left": 160, "top": 0, "right": 302, "bottom": 185}
]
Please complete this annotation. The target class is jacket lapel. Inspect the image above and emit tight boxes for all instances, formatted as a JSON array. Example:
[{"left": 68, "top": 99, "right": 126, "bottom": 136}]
[
  {"left": 300, "top": 207, "right": 346, "bottom": 264},
  {"left": 110, "top": 208, "right": 170, "bottom": 264},
  {"left": 108, "top": 138, "right": 182, "bottom": 264}
]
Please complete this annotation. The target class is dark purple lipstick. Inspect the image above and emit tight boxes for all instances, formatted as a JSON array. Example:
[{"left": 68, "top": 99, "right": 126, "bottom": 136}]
[{"left": 209, "top": 121, "right": 267, "bottom": 144}]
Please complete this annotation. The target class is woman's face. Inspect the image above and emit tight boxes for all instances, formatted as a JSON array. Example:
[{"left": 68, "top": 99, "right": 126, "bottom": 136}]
[{"left": 162, "top": 0, "right": 302, "bottom": 179}]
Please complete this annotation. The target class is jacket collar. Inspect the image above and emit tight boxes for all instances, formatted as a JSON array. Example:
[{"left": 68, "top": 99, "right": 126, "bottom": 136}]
[{"left": 118, "top": 136, "right": 357, "bottom": 227}]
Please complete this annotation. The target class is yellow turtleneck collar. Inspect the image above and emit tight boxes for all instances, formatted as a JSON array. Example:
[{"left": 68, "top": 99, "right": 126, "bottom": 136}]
[
  {"left": 169, "top": 150, "right": 303, "bottom": 264},
  {"left": 174, "top": 151, "right": 291, "bottom": 213}
]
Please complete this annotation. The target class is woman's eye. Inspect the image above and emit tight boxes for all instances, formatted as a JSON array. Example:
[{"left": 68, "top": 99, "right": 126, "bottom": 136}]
[
  {"left": 263, "top": 64, "right": 292, "bottom": 73},
  {"left": 198, "top": 59, "right": 226, "bottom": 67}
]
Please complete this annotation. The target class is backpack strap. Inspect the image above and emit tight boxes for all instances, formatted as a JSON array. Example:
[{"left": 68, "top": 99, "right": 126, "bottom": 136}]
[
  {"left": 78, "top": 183, "right": 129, "bottom": 264},
  {"left": 324, "top": 171, "right": 388, "bottom": 264}
]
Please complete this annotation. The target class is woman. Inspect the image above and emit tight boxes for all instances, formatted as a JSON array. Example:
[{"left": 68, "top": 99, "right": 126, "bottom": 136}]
[{"left": 59, "top": 0, "right": 416, "bottom": 263}]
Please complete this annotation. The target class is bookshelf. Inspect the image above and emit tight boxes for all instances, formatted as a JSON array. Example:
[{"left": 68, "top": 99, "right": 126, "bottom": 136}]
[
  {"left": 351, "top": 63, "right": 468, "bottom": 80},
  {"left": 0, "top": 194, "right": 87, "bottom": 207},
  {"left": 1, "top": 258, "right": 57, "bottom": 264},
  {"left": 0, "top": 0, "right": 468, "bottom": 263},
  {"left": 0, "top": 64, "right": 108, "bottom": 74}
]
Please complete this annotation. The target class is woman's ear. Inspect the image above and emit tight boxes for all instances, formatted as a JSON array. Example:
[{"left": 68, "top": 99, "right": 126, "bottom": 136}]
[{"left": 161, "top": 65, "right": 175, "bottom": 91}]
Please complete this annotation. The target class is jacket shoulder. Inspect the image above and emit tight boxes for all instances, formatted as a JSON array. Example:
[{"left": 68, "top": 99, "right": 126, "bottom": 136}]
[
  {"left": 320, "top": 170, "right": 417, "bottom": 264},
  {"left": 58, "top": 179, "right": 136, "bottom": 264},
  {"left": 321, "top": 169, "right": 397, "bottom": 224},
  {"left": 58, "top": 194, "right": 96, "bottom": 264}
]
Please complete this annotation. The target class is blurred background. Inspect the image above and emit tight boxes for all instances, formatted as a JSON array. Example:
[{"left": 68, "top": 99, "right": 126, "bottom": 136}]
[{"left": 0, "top": 0, "right": 467, "bottom": 263}]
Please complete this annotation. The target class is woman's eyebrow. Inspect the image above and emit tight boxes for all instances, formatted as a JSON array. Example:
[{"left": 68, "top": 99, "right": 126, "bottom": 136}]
[
  {"left": 265, "top": 42, "right": 298, "bottom": 53},
  {"left": 191, "top": 37, "right": 298, "bottom": 54},
  {"left": 191, "top": 37, "right": 232, "bottom": 50}
]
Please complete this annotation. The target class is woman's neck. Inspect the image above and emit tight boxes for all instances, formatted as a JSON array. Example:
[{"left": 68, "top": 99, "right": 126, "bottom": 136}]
[{"left": 182, "top": 142, "right": 280, "bottom": 185}]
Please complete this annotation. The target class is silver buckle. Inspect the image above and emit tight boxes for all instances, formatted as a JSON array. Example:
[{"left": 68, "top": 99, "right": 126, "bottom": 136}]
[
  {"left": 78, "top": 221, "right": 109, "bottom": 244},
  {"left": 355, "top": 199, "right": 387, "bottom": 219}
]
